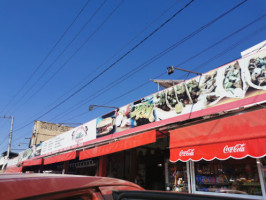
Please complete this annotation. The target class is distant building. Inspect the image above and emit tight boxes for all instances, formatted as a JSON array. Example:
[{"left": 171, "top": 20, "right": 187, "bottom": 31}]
[{"left": 30, "top": 121, "right": 74, "bottom": 147}]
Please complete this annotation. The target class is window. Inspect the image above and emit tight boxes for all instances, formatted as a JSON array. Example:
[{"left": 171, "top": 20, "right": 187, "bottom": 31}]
[{"left": 194, "top": 157, "right": 262, "bottom": 196}]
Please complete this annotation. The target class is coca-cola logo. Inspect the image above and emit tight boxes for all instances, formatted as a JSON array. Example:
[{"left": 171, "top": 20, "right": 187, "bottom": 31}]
[
  {"left": 223, "top": 144, "right": 245, "bottom": 153},
  {"left": 179, "top": 149, "right": 195, "bottom": 157}
]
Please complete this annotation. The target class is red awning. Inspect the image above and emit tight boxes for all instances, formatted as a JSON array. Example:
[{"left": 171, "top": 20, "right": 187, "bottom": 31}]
[
  {"left": 44, "top": 151, "right": 77, "bottom": 165},
  {"left": 23, "top": 158, "right": 43, "bottom": 167},
  {"left": 5, "top": 166, "right": 23, "bottom": 173},
  {"left": 170, "top": 108, "right": 266, "bottom": 162},
  {"left": 80, "top": 130, "right": 157, "bottom": 160}
]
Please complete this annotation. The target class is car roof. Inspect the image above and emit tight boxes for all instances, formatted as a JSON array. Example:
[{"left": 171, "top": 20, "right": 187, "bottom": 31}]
[{"left": 0, "top": 173, "right": 142, "bottom": 199}]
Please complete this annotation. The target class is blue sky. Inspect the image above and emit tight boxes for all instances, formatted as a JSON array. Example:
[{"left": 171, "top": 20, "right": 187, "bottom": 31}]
[{"left": 0, "top": 0, "right": 265, "bottom": 153}]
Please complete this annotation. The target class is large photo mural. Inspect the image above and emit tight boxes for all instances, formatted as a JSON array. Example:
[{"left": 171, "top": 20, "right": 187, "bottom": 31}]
[{"left": 96, "top": 49, "right": 266, "bottom": 138}]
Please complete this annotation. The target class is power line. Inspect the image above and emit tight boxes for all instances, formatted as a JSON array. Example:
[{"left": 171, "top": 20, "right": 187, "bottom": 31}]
[
  {"left": 11, "top": 0, "right": 122, "bottom": 117},
  {"left": 35, "top": 0, "right": 194, "bottom": 115},
  {"left": 71, "top": 0, "right": 181, "bottom": 87},
  {"left": 99, "top": 27, "right": 266, "bottom": 120},
  {"left": 12, "top": 0, "right": 249, "bottom": 142},
  {"left": 62, "top": 72, "right": 166, "bottom": 122},
  {"left": 1, "top": 0, "right": 91, "bottom": 115},
  {"left": 48, "top": 0, "right": 254, "bottom": 122},
  {"left": 49, "top": 0, "right": 251, "bottom": 123},
  {"left": 13, "top": 0, "right": 194, "bottom": 132},
  {"left": 8, "top": 0, "right": 107, "bottom": 115},
  {"left": 45, "top": 0, "right": 181, "bottom": 118},
  {"left": 17, "top": 13, "right": 266, "bottom": 129},
  {"left": 12, "top": 0, "right": 124, "bottom": 131},
  {"left": 46, "top": 0, "right": 184, "bottom": 121},
  {"left": 12, "top": 0, "right": 126, "bottom": 136},
  {"left": 192, "top": 25, "right": 266, "bottom": 71},
  {"left": 177, "top": 14, "right": 266, "bottom": 68}
]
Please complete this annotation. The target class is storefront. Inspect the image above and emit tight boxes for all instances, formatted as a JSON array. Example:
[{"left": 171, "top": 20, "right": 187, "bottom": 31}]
[
  {"left": 168, "top": 108, "right": 266, "bottom": 199},
  {"left": 4, "top": 42, "right": 264, "bottom": 198},
  {"left": 41, "top": 151, "right": 78, "bottom": 174},
  {"left": 79, "top": 129, "right": 169, "bottom": 190},
  {"left": 22, "top": 158, "right": 43, "bottom": 173}
]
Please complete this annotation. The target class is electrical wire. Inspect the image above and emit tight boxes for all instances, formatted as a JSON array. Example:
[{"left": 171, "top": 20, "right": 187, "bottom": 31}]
[
  {"left": 12, "top": 0, "right": 249, "bottom": 142},
  {"left": 11, "top": 0, "right": 123, "bottom": 117},
  {"left": 49, "top": 0, "right": 253, "bottom": 122},
  {"left": 8, "top": 0, "right": 107, "bottom": 115},
  {"left": 12, "top": 0, "right": 125, "bottom": 132},
  {"left": 13, "top": 0, "right": 195, "bottom": 132},
  {"left": 46, "top": 0, "right": 186, "bottom": 121},
  {"left": 95, "top": 27, "right": 266, "bottom": 121},
  {"left": 42, "top": 0, "right": 181, "bottom": 119},
  {"left": 11, "top": 0, "right": 127, "bottom": 137},
  {"left": 62, "top": 72, "right": 167, "bottom": 122},
  {"left": 176, "top": 14, "right": 266, "bottom": 68},
  {"left": 53, "top": 25, "right": 266, "bottom": 127},
  {"left": 69, "top": 0, "right": 181, "bottom": 88},
  {"left": 192, "top": 25, "right": 266, "bottom": 71},
  {"left": 0, "top": 0, "right": 91, "bottom": 115}
]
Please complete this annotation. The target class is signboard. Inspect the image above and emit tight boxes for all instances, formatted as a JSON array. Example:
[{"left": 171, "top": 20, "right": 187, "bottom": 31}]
[
  {"left": 95, "top": 49, "right": 266, "bottom": 138},
  {"left": 11, "top": 44, "right": 266, "bottom": 163},
  {"left": 18, "top": 143, "right": 42, "bottom": 162},
  {"left": 7, "top": 157, "right": 18, "bottom": 167},
  {"left": 41, "top": 120, "right": 96, "bottom": 155}
]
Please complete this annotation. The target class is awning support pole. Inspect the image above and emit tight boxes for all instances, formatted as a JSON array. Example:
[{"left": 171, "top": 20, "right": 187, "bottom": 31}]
[{"left": 256, "top": 158, "right": 266, "bottom": 199}]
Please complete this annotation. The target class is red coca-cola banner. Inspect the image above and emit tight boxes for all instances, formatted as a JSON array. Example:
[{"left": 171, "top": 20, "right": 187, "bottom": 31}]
[
  {"left": 170, "top": 137, "right": 266, "bottom": 162},
  {"left": 170, "top": 108, "right": 266, "bottom": 162}
]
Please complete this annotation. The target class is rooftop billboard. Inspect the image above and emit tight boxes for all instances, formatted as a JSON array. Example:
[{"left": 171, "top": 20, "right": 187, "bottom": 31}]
[{"left": 16, "top": 45, "right": 266, "bottom": 159}]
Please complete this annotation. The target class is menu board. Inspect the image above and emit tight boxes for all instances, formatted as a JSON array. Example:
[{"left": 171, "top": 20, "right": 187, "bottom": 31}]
[{"left": 41, "top": 120, "right": 96, "bottom": 155}]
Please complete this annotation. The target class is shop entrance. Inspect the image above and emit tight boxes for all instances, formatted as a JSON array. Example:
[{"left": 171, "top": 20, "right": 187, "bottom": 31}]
[
  {"left": 135, "top": 136, "right": 168, "bottom": 190},
  {"left": 105, "top": 136, "right": 169, "bottom": 191}
]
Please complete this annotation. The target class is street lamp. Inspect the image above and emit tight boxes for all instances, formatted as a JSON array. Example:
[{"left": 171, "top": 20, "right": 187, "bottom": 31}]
[
  {"left": 167, "top": 66, "right": 202, "bottom": 76},
  {"left": 89, "top": 105, "right": 118, "bottom": 111}
]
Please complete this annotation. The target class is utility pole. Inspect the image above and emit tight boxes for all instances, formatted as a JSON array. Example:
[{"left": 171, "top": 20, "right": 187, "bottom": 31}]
[
  {"left": 7, "top": 116, "right": 14, "bottom": 159},
  {"left": 0, "top": 115, "right": 14, "bottom": 172}
]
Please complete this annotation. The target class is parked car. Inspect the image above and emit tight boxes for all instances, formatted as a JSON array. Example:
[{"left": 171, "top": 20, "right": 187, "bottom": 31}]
[
  {"left": 0, "top": 174, "right": 257, "bottom": 200},
  {"left": 112, "top": 190, "right": 257, "bottom": 200},
  {"left": 0, "top": 173, "right": 143, "bottom": 200}
]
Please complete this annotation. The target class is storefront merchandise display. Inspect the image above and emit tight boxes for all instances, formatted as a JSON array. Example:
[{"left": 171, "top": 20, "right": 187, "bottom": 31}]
[
  {"left": 167, "top": 162, "right": 188, "bottom": 192},
  {"left": 194, "top": 158, "right": 262, "bottom": 196}
]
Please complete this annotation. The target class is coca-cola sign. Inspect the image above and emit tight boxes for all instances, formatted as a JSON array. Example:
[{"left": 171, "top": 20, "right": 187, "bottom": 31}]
[
  {"left": 223, "top": 144, "right": 245, "bottom": 153},
  {"left": 179, "top": 149, "right": 195, "bottom": 157}
]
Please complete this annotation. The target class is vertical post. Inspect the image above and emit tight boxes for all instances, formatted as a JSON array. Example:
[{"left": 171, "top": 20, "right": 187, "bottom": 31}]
[
  {"left": 130, "top": 149, "right": 137, "bottom": 182},
  {"left": 164, "top": 159, "right": 169, "bottom": 190},
  {"left": 99, "top": 156, "right": 108, "bottom": 177},
  {"left": 6, "top": 116, "right": 14, "bottom": 159},
  {"left": 62, "top": 161, "right": 69, "bottom": 174},
  {"left": 256, "top": 158, "right": 266, "bottom": 199}
]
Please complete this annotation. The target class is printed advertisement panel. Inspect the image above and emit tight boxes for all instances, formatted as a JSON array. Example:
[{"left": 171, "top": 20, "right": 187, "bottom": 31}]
[
  {"left": 16, "top": 48, "right": 265, "bottom": 161},
  {"left": 7, "top": 157, "right": 19, "bottom": 167},
  {"left": 41, "top": 119, "right": 96, "bottom": 155},
  {"left": 18, "top": 143, "right": 42, "bottom": 162},
  {"left": 95, "top": 49, "right": 266, "bottom": 138}
]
